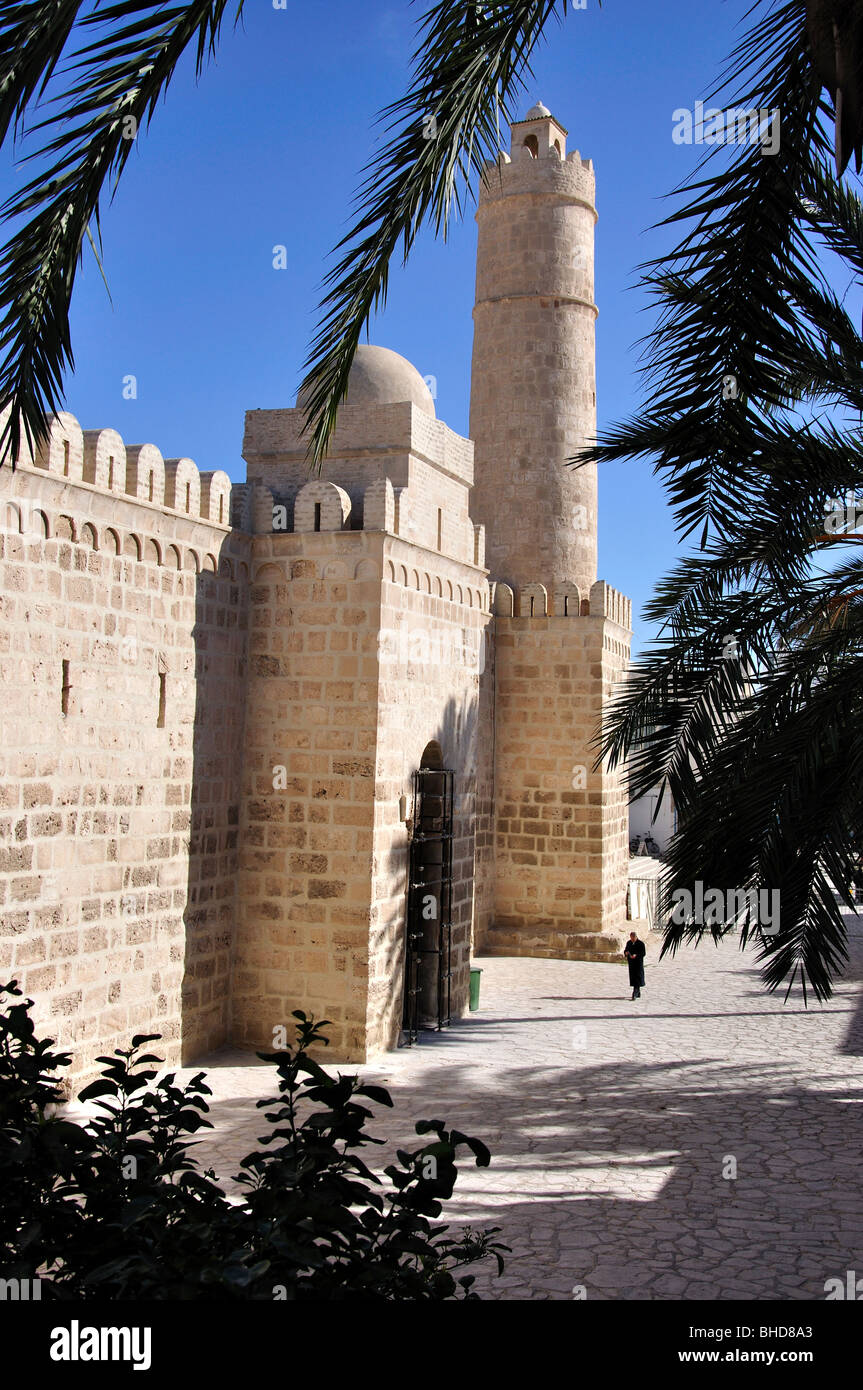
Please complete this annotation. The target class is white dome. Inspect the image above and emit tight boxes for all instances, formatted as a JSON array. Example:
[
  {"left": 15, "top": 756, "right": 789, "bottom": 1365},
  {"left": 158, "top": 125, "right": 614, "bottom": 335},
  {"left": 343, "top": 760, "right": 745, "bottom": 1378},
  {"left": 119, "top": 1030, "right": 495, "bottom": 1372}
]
[
  {"left": 297, "top": 345, "right": 435, "bottom": 418},
  {"left": 525, "top": 101, "right": 551, "bottom": 119}
]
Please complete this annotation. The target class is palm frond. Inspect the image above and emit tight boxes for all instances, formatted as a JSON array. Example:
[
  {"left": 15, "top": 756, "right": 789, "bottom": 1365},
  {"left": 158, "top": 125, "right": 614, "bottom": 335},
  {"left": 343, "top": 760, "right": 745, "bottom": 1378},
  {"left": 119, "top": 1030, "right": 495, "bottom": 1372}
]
[
  {"left": 0, "top": 0, "right": 244, "bottom": 464},
  {"left": 297, "top": 0, "right": 575, "bottom": 466},
  {"left": 0, "top": 0, "right": 84, "bottom": 146},
  {"left": 579, "top": 2, "right": 863, "bottom": 996},
  {"left": 576, "top": 1, "right": 832, "bottom": 546}
]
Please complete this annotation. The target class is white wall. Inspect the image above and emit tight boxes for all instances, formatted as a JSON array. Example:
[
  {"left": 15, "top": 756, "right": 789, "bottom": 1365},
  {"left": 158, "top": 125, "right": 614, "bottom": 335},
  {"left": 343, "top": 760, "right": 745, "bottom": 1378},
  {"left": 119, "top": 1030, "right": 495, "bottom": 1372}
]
[{"left": 630, "top": 788, "right": 676, "bottom": 853}]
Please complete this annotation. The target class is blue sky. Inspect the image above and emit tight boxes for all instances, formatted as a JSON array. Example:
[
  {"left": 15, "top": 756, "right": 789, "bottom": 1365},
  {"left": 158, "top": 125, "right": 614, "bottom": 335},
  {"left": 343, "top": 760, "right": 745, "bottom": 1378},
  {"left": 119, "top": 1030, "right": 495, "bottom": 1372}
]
[{"left": 3, "top": 0, "right": 765, "bottom": 651}]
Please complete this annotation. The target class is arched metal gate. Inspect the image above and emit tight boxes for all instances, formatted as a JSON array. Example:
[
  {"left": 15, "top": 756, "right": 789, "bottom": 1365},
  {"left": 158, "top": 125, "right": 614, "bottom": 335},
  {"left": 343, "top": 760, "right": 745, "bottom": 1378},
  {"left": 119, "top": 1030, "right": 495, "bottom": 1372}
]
[{"left": 402, "top": 766, "right": 454, "bottom": 1044}]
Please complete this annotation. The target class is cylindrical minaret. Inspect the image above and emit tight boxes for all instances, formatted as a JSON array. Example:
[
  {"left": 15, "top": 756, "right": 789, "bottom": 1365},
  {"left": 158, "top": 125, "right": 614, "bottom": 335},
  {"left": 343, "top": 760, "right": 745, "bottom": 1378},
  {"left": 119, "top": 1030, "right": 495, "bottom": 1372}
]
[{"left": 468, "top": 103, "right": 598, "bottom": 599}]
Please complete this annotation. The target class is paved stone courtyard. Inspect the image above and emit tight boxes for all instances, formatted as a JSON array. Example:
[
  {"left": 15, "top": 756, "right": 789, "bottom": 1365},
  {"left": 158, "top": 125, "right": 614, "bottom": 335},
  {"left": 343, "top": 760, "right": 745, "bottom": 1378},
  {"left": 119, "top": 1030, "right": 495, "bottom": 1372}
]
[{"left": 178, "top": 925, "right": 863, "bottom": 1301}]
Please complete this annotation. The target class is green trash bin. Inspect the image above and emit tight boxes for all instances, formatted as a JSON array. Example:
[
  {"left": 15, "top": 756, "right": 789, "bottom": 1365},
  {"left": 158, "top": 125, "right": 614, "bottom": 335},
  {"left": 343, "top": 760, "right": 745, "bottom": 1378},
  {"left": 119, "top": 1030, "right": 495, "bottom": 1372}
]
[{"left": 469, "top": 966, "right": 483, "bottom": 1011}]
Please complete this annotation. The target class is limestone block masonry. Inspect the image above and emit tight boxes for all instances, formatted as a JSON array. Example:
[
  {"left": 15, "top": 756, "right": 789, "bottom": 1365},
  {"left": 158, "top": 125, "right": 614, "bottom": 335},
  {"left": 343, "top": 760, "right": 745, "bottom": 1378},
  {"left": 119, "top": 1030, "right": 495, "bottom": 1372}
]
[
  {"left": 470, "top": 107, "right": 599, "bottom": 597},
  {"left": 0, "top": 410, "right": 247, "bottom": 1083},
  {"left": 0, "top": 104, "right": 631, "bottom": 1083},
  {"left": 235, "top": 392, "right": 490, "bottom": 1060},
  {"left": 485, "top": 580, "right": 631, "bottom": 960},
  {"left": 469, "top": 106, "right": 632, "bottom": 963}
]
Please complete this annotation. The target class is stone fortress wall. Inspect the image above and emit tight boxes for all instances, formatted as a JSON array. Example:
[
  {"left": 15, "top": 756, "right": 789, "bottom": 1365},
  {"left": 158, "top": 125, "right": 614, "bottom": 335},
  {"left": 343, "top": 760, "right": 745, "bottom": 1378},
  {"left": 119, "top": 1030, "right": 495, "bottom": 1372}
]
[
  {"left": 0, "top": 410, "right": 248, "bottom": 1080},
  {"left": 483, "top": 579, "right": 631, "bottom": 959},
  {"left": 0, "top": 397, "right": 630, "bottom": 1076},
  {"left": 468, "top": 104, "right": 632, "bottom": 961},
  {"left": 0, "top": 380, "right": 501, "bottom": 1074},
  {"left": 0, "top": 103, "right": 633, "bottom": 1081},
  {"left": 234, "top": 394, "right": 493, "bottom": 1058}
]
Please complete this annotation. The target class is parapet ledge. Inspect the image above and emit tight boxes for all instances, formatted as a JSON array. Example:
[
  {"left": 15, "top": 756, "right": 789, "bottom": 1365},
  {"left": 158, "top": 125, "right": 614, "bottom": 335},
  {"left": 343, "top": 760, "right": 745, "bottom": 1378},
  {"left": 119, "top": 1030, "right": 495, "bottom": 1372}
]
[
  {"left": 481, "top": 151, "right": 511, "bottom": 174},
  {"left": 589, "top": 580, "right": 632, "bottom": 630},
  {"left": 243, "top": 401, "right": 474, "bottom": 486},
  {"left": 0, "top": 408, "right": 232, "bottom": 527},
  {"left": 264, "top": 476, "right": 470, "bottom": 558},
  {"left": 491, "top": 579, "right": 630, "bottom": 625},
  {"left": 479, "top": 147, "right": 596, "bottom": 205}
]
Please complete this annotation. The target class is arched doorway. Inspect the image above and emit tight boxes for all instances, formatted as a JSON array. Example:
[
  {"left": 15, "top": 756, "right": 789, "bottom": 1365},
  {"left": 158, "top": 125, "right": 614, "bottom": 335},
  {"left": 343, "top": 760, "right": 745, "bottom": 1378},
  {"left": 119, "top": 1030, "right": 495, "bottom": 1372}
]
[{"left": 402, "top": 741, "right": 454, "bottom": 1043}]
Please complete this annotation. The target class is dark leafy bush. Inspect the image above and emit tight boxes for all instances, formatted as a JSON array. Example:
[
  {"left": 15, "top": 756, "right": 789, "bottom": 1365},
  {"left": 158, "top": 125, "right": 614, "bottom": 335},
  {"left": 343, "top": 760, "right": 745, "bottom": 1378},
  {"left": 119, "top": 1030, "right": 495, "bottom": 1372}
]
[{"left": 0, "top": 981, "right": 506, "bottom": 1299}]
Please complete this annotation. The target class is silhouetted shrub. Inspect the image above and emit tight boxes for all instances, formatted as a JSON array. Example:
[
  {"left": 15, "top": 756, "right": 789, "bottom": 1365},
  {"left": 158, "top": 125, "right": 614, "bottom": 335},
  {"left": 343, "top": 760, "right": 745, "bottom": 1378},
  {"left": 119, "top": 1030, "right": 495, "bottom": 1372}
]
[{"left": 0, "top": 981, "right": 506, "bottom": 1299}]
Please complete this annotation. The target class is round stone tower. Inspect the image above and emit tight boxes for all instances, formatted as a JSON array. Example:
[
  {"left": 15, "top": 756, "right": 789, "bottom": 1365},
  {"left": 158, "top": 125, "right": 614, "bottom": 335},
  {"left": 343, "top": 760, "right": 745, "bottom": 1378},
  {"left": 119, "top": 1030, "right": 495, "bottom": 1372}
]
[{"left": 468, "top": 104, "right": 598, "bottom": 600}]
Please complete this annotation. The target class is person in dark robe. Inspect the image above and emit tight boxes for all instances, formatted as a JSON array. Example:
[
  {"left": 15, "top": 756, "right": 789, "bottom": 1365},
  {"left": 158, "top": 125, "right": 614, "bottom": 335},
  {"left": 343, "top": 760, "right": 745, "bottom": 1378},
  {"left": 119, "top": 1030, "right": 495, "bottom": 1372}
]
[{"left": 624, "top": 931, "right": 645, "bottom": 1000}]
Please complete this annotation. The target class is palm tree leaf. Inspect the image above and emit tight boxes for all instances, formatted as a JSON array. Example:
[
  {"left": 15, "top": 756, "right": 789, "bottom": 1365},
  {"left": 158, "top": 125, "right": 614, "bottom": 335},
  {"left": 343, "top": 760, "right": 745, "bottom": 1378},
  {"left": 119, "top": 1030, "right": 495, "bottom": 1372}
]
[
  {"left": 0, "top": 0, "right": 85, "bottom": 146},
  {"left": 0, "top": 0, "right": 244, "bottom": 464},
  {"left": 297, "top": 0, "right": 578, "bottom": 466},
  {"left": 575, "top": 2, "right": 833, "bottom": 546}
]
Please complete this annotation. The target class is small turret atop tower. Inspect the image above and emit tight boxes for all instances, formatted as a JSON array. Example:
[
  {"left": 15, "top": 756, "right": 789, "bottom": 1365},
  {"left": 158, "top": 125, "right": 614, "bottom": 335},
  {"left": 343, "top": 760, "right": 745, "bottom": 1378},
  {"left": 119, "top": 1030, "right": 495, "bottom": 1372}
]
[
  {"left": 512, "top": 101, "right": 568, "bottom": 160},
  {"left": 468, "top": 106, "right": 599, "bottom": 599}
]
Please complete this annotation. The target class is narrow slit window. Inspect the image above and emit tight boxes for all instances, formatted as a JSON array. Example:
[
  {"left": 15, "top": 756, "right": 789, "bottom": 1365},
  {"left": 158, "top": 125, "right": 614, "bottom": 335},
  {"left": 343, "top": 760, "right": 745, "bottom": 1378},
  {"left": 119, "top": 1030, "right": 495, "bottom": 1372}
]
[
  {"left": 148, "top": 473, "right": 154, "bottom": 503},
  {"left": 218, "top": 495, "right": 224, "bottom": 524},
  {"left": 437, "top": 509, "right": 442, "bottom": 552},
  {"left": 157, "top": 672, "right": 166, "bottom": 728},
  {"left": 61, "top": 660, "right": 70, "bottom": 716},
  {"left": 108, "top": 457, "right": 114, "bottom": 490},
  {"left": 185, "top": 481, "right": 191, "bottom": 512},
  {"left": 62, "top": 440, "right": 70, "bottom": 477},
  {"left": 313, "top": 502, "right": 322, "bottom": 532}
]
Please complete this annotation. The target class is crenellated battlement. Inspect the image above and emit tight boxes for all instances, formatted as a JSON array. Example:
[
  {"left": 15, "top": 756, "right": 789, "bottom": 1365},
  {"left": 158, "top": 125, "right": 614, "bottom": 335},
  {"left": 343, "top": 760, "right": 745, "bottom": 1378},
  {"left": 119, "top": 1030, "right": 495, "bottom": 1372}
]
[
  {"left": 492, "top": 578, "right": 632, "bottom": 628},
  {"left": 478, "top": 103, "right": 596, "bottom": 215},
  {"left": 1, "top": 409, "right": 232, "bottom": 528},
  {"left": 247, "top": 472, "right": 486, "bottom": 575},
  {"left": 480, "top": 145, "right": 596, "bottom": 208},
  {"left": 0, "top": 100, "right": 633, "bottom": 1076}
]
